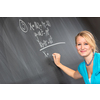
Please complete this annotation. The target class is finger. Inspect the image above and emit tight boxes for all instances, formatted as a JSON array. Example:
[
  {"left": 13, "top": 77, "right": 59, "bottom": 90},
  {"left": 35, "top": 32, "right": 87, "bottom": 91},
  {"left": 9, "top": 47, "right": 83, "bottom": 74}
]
[
  {"left": 52, "top": 54, "right": 56, "bottom": 61},
  {"left": 52, "top": 55, "right": 56, "bottom": 60},
  {"left": 52, "top": 53, "right": 56, "bottom": 58}
]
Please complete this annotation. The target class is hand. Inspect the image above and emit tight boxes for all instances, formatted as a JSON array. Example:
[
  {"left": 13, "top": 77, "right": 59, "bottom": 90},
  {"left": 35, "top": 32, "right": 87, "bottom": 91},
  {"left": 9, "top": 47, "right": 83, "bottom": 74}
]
[{"left": 52, "top": 53, "right": 61, "bottom": 66}]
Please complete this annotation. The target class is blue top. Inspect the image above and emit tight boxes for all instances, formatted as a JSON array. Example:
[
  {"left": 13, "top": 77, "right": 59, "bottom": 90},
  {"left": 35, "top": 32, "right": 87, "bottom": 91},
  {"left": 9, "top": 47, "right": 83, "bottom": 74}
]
[{"left": 78, "top": 52, "right": 100, "bottom": 84}]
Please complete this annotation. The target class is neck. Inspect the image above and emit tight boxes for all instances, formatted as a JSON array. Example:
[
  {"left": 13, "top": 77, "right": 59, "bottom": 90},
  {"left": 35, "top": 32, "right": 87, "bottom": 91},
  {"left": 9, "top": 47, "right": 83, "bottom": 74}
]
[{"left": 84, "top": 52, "right": 94, "bottom": 64}]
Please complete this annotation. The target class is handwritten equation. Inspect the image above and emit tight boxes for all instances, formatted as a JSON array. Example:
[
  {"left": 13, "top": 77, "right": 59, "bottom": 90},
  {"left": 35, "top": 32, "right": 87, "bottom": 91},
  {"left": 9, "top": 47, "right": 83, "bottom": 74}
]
[{"left": 19, "top": 19, "right": 65, "bottom": 57}]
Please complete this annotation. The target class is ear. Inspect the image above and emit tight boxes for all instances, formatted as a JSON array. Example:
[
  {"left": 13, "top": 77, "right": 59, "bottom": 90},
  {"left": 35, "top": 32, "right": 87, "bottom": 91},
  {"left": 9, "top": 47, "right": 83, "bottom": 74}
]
[
  {"left": 91, "top": 46, "right": 94, "bottom": 49},
  {"left": 91, "top": 46, "right": 94, "bottom": 51}
]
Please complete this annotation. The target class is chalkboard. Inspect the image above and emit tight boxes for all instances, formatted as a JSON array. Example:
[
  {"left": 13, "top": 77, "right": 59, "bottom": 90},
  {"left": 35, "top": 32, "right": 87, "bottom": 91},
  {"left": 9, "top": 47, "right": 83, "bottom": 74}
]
[{"left": 0, "top": 17, "right": 91, "bottom": 84}]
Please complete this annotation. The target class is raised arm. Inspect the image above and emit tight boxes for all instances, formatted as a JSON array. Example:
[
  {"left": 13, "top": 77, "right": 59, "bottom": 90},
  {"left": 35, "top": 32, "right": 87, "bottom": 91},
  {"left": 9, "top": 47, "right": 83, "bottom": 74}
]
[{"left": 52, "top": 53, "right": 82, "bottom": 79}]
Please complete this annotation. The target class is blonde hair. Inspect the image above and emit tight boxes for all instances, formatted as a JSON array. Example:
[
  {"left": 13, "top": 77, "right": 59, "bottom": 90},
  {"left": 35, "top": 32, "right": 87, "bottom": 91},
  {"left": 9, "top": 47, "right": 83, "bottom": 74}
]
[{"left": 75, "top": 30, "right": 99, "bottom": 53}]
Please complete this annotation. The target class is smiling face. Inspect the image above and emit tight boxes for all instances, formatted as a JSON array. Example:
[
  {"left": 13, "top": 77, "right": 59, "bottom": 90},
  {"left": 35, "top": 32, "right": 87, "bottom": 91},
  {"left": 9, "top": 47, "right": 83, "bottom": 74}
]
[{"left": 76, "top": 36, "right": 93, "bottom": 57}]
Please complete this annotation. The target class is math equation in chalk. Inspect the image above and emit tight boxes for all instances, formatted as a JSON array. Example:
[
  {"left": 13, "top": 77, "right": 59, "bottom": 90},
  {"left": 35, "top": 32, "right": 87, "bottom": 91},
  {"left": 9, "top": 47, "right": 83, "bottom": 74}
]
[{"left": 19, "top": 19, "right": 66, "bottom": 57}]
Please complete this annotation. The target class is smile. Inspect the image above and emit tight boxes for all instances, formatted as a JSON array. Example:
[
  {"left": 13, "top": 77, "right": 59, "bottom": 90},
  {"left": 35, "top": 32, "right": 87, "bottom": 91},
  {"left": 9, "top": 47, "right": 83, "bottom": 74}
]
[{"left": 80, "top": 51, "right": 86, "bottom": 53}]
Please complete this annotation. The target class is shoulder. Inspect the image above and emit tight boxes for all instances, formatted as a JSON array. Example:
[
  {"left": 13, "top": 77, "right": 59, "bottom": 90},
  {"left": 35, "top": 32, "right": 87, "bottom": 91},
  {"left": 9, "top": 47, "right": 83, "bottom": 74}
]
[
  {"left": 78, "top": 61, "right": 85, "bottom": 68},
  {"left": 94, "top": 52, "right": 100, "bottom": 62},
  {"left": 94, "top": 52, "right": 100, "bottom": 69},
  {"left": 78, "top": 61, "right": 84, "bottom": 71},
  {"left": 94, "top": 52, "right": 100, "bottom": 58},
  {"left": 93, "top": 52, "right": 100, "bottom": 77}
]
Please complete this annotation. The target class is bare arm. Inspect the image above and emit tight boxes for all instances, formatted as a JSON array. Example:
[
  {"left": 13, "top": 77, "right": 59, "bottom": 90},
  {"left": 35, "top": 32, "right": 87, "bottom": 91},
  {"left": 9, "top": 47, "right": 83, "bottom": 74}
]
[{"left": 52, "top": 53, "right": 82, "bottom": 79}]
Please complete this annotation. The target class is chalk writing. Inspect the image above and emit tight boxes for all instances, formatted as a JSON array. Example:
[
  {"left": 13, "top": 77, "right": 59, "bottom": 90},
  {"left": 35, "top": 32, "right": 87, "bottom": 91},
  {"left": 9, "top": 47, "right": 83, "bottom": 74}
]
[
  {"left": 45, "top": 27, "right": 50, "bottom": 36},
  {"left": 28, "top": 22, "right": 35, "bottom": 31},
  {"left": 40, "top": 42, "right": 66, "bottom": 51},
  {"left": 42, "top": 51, "right": 49, "bottom": 57},
  {"left": 19, "top": 19, "right": 65, "bottom": 58},
  {"left": 48, "top": 35, "right": 53, "bottom": 44},
  {"left": 19, "top": 19, "right": 28, "bottom": 33}
]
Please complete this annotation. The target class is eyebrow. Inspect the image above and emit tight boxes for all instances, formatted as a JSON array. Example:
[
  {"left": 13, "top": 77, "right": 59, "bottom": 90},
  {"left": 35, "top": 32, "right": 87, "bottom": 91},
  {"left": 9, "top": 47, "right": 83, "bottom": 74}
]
[{"left": 77, "top": 42, "right": 88, "bottom": 44}]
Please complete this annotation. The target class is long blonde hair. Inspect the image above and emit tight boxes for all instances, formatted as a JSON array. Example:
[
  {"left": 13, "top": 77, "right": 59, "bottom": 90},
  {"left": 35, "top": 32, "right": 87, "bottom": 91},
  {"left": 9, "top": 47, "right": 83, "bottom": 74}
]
[{"left": 75, "top": 30, "right": 99, "bottom": 53}]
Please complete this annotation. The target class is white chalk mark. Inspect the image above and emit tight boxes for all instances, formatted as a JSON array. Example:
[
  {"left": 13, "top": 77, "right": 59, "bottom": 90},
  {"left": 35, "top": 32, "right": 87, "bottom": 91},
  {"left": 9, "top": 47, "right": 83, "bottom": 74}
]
[
  {"left": 40, "top": 42, "right": 66, "bottom": 51},
  {"left": 19, "top": 19, "right": 28, "bottom": 33}
]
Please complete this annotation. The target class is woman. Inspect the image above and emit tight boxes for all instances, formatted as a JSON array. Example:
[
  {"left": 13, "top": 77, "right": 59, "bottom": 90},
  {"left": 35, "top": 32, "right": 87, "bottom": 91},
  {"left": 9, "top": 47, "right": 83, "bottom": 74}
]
[{"left": 52, "top": 30, "right": 100, "bottom": 84}]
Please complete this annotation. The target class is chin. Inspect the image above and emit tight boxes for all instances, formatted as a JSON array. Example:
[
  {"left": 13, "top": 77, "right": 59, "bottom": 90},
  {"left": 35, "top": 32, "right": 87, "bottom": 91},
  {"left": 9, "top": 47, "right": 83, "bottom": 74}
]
[{"left": 79, "top": 52, "right": 88, "bottom": 57}]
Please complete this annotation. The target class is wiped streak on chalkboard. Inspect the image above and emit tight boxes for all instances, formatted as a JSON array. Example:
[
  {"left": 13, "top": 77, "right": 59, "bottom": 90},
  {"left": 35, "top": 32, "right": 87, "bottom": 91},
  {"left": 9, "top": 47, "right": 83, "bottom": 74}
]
[{"left": 40, "top": 42, "right": 66, "bottom": 51}]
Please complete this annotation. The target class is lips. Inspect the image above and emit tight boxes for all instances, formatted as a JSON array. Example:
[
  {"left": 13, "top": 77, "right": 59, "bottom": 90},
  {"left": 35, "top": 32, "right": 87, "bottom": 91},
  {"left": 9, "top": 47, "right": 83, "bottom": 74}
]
[{"left": 80, "top": 51, "right": 86, "bottom": 53}]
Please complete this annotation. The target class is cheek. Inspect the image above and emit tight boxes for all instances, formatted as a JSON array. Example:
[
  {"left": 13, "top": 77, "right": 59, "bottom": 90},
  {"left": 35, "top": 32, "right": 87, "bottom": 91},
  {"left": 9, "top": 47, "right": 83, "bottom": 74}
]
[
  {"left": 86, "top": 45, "right": 92, "bottom": 50},
  {"left": 76, "top": 46, "right": 81, "bottom": 51},
  {"left": 85, "top": 46, "right": 93, "bottom": 53}
]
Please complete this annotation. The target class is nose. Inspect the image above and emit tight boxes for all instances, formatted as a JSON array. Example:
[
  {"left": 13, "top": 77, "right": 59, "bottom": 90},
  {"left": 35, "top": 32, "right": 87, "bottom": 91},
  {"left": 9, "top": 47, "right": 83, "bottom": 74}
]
[{"left": 81, "top": 44, "right": 84, "bottom": 49}]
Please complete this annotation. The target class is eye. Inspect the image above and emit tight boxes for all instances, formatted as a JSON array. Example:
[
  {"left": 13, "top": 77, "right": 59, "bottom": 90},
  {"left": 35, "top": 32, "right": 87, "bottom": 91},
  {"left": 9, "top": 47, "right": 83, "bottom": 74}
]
[
  {"left": 77, "top": 44, "right": 81, "bottom": 46},
  {"left": 85, "top": 43, "right": 88, "bottom": 45}
]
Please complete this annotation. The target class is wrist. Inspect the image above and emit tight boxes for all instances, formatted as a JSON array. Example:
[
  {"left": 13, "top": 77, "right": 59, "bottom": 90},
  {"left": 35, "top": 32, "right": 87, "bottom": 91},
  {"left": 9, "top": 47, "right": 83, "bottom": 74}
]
[{"left": 57, "top": 63, "right": 62, "bottom": 68}]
